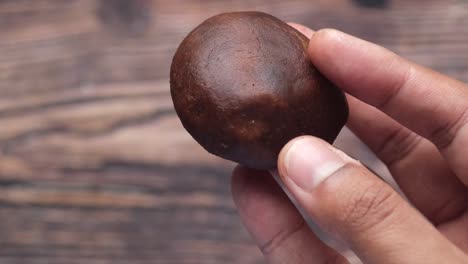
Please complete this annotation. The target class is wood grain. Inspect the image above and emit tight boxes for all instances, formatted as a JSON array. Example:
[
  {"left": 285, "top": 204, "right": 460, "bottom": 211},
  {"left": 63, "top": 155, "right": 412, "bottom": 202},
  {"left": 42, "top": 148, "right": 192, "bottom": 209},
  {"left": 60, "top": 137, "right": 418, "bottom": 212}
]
[{"left": 0, "top": 0, "right": 467, "bottom": 263}]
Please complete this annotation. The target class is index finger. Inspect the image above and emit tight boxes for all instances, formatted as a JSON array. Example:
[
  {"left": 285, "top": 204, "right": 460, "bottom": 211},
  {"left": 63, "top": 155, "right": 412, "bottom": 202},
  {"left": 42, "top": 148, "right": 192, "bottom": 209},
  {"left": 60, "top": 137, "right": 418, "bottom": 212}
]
[{"left": 308, "top": 29, "right": 468, "bottom": 184}]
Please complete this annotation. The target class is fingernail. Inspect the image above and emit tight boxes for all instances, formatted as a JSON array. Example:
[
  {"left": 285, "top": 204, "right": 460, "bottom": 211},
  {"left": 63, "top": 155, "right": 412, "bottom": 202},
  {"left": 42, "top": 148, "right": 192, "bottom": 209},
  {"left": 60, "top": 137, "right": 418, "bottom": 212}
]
[{"left": 283, "top": 137, "right": 346, "bottom": 191}]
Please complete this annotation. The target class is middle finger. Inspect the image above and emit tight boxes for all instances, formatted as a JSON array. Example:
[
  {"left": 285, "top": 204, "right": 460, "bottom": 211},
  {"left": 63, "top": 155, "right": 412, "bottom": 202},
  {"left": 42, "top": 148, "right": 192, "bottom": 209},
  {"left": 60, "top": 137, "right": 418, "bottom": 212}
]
[
  {"left": 307, "top": 29, "right": 468, "bottom": 186},
  {"left": 347, "top": 95, "right": 467, "bottom": 224}
]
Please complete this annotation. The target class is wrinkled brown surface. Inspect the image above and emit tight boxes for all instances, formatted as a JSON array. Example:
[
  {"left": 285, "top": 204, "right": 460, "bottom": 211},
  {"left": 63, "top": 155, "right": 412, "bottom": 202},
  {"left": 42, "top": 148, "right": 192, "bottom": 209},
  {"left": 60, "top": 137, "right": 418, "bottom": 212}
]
[{"left": 171, "top": 12, "right": 348, "bottom": 169}]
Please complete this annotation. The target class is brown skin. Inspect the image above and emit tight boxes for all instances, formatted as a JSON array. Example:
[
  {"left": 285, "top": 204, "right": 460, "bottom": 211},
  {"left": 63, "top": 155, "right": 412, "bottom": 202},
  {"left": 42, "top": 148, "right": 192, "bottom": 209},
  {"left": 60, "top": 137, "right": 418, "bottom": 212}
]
[
  {"left": 233, "top": 26, "right": 468, "bottom": 264},
  {"left": 170, "top": 12, "right": 348, "bottom": 169}
]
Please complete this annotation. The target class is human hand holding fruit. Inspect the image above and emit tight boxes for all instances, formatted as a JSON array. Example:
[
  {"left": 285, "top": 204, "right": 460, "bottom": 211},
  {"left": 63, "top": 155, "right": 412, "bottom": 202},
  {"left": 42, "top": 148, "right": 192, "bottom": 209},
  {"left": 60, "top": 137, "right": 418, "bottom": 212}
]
[{"left": 170, "top": 12, "right": 468, "bottom": 263}]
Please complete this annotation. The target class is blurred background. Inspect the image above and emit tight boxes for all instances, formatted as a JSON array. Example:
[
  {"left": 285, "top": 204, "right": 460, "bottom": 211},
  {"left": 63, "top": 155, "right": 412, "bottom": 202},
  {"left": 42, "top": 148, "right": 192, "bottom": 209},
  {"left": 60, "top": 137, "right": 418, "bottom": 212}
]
[{"left": 0, "top": 0, "right": 467, "bottom": 263}]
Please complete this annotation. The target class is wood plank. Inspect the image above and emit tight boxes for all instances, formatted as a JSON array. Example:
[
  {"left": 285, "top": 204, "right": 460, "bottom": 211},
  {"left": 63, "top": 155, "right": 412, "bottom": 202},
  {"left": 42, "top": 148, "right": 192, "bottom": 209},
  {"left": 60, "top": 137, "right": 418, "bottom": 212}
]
[{"left": 0, "top": 0, "right": 467, "bottom": 263}]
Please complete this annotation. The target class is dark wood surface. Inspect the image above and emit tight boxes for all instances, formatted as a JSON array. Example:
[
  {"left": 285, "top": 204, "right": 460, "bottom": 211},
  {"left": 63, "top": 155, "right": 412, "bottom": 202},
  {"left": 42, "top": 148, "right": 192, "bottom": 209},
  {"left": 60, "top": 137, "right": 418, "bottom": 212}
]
[{"left": 0, "top": 0, "right": 467, "bottom": 263}]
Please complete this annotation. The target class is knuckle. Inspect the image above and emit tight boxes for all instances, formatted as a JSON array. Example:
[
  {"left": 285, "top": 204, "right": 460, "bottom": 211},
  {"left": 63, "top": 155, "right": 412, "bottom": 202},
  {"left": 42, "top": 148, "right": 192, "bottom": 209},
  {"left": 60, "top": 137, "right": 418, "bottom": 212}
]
[
  {"left": 430, "top": 106, "right": 468, "bottom": 150},
  {"left": 341, "top": 181, "right": 400, "bottom": 233},
  {"left": 376, "top": 126, "right": 422, "bottom": 166},
  {"left": 260, "top": 219, "right": 306, "bottom": 255}
]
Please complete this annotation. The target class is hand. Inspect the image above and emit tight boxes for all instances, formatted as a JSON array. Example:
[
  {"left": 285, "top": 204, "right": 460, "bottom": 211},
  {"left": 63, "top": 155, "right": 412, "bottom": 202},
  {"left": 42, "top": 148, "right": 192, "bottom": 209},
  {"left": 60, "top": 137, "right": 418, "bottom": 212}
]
[{"left": 231, "top": 25, "right": 468, "bottom": 264}]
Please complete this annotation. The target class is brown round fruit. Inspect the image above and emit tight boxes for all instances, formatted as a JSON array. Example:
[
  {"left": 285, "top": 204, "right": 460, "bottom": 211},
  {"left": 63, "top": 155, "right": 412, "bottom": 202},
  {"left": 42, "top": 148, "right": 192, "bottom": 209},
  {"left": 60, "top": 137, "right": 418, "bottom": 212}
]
[{"left": 170, "top": 12, "right": 348, "bottom": 170}]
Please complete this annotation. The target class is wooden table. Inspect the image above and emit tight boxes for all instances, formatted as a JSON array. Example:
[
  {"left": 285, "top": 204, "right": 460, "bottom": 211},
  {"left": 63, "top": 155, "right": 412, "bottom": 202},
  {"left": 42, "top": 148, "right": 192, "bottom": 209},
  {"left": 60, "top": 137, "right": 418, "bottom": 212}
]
[{"left": 0, "top": 0, "right": 467, "bottom": 263}]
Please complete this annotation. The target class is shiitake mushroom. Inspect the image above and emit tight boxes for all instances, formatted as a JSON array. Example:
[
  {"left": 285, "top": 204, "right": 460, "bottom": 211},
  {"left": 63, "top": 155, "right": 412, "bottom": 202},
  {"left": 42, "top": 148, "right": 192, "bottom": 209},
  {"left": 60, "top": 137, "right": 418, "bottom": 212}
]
[{"left": 170, "top": 12, "right": 348, "bottom": 170}]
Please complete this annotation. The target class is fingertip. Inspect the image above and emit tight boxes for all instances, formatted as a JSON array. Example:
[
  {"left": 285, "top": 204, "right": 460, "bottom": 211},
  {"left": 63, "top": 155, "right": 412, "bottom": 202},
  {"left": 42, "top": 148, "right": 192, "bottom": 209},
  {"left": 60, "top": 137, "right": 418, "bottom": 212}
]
[
  {"left": 231, "top": 165, "right": 244, "bottom": 200},
  {"left": 231, "top": 164, "right": 347, "bottom": 264},
  {"left": 308, "top": 28, "right": 344, "bottom": 63},
  {"left": 287, "top": 22, "right": 315, "bottom": 39},
  {"left": 278, "top": 136, "right": 324, "bottom": 180},
  {"left": 310, "top": 28, "right": 343, "bottom": 43},
  {"left": 308, "top": 28, "right": 413, "bottom": 108},
  {"left": 231, "top": 165, "right": 251, "bottom": 200},
  {"left": 231, "top": 166, "right": 305, "bottom": 250},
  {"left": 231, "top": 165, "right": 273, "bottom": 206},
  {"left": 232, "top": 165, "right": 268, "bottom": 186},
  {"left": 231, "top": 165, "right": 247, "bottom": 185}
]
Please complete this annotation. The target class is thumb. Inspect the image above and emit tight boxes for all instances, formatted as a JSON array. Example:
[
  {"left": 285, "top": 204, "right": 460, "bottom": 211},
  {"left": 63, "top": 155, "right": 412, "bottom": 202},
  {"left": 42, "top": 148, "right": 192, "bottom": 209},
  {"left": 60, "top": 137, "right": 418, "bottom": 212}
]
[{"left": 277, "top": 136, "right": 466, "bottom": 264}]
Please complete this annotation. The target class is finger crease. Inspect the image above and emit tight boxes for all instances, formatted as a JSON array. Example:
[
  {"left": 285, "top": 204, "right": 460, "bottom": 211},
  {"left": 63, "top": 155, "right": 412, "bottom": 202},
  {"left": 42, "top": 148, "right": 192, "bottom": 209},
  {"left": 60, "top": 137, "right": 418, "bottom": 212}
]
[
  {"left": 430, "top": 106, "right": 468, "bottom": 151},
  {"left": 433, "top": 193, "right": 468, "bottom": 225},
  {"left": 378, "top": 61, "right": 413, "bottom": 111},
  {"left": 387, "top": 135, "right": 423, "bottom": 168},
  {"left": 376, "top": 126, "right": 423, "bottom": 167},
  {"left": 260, "top": 218, "right": 306, "bottom": 254}
]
